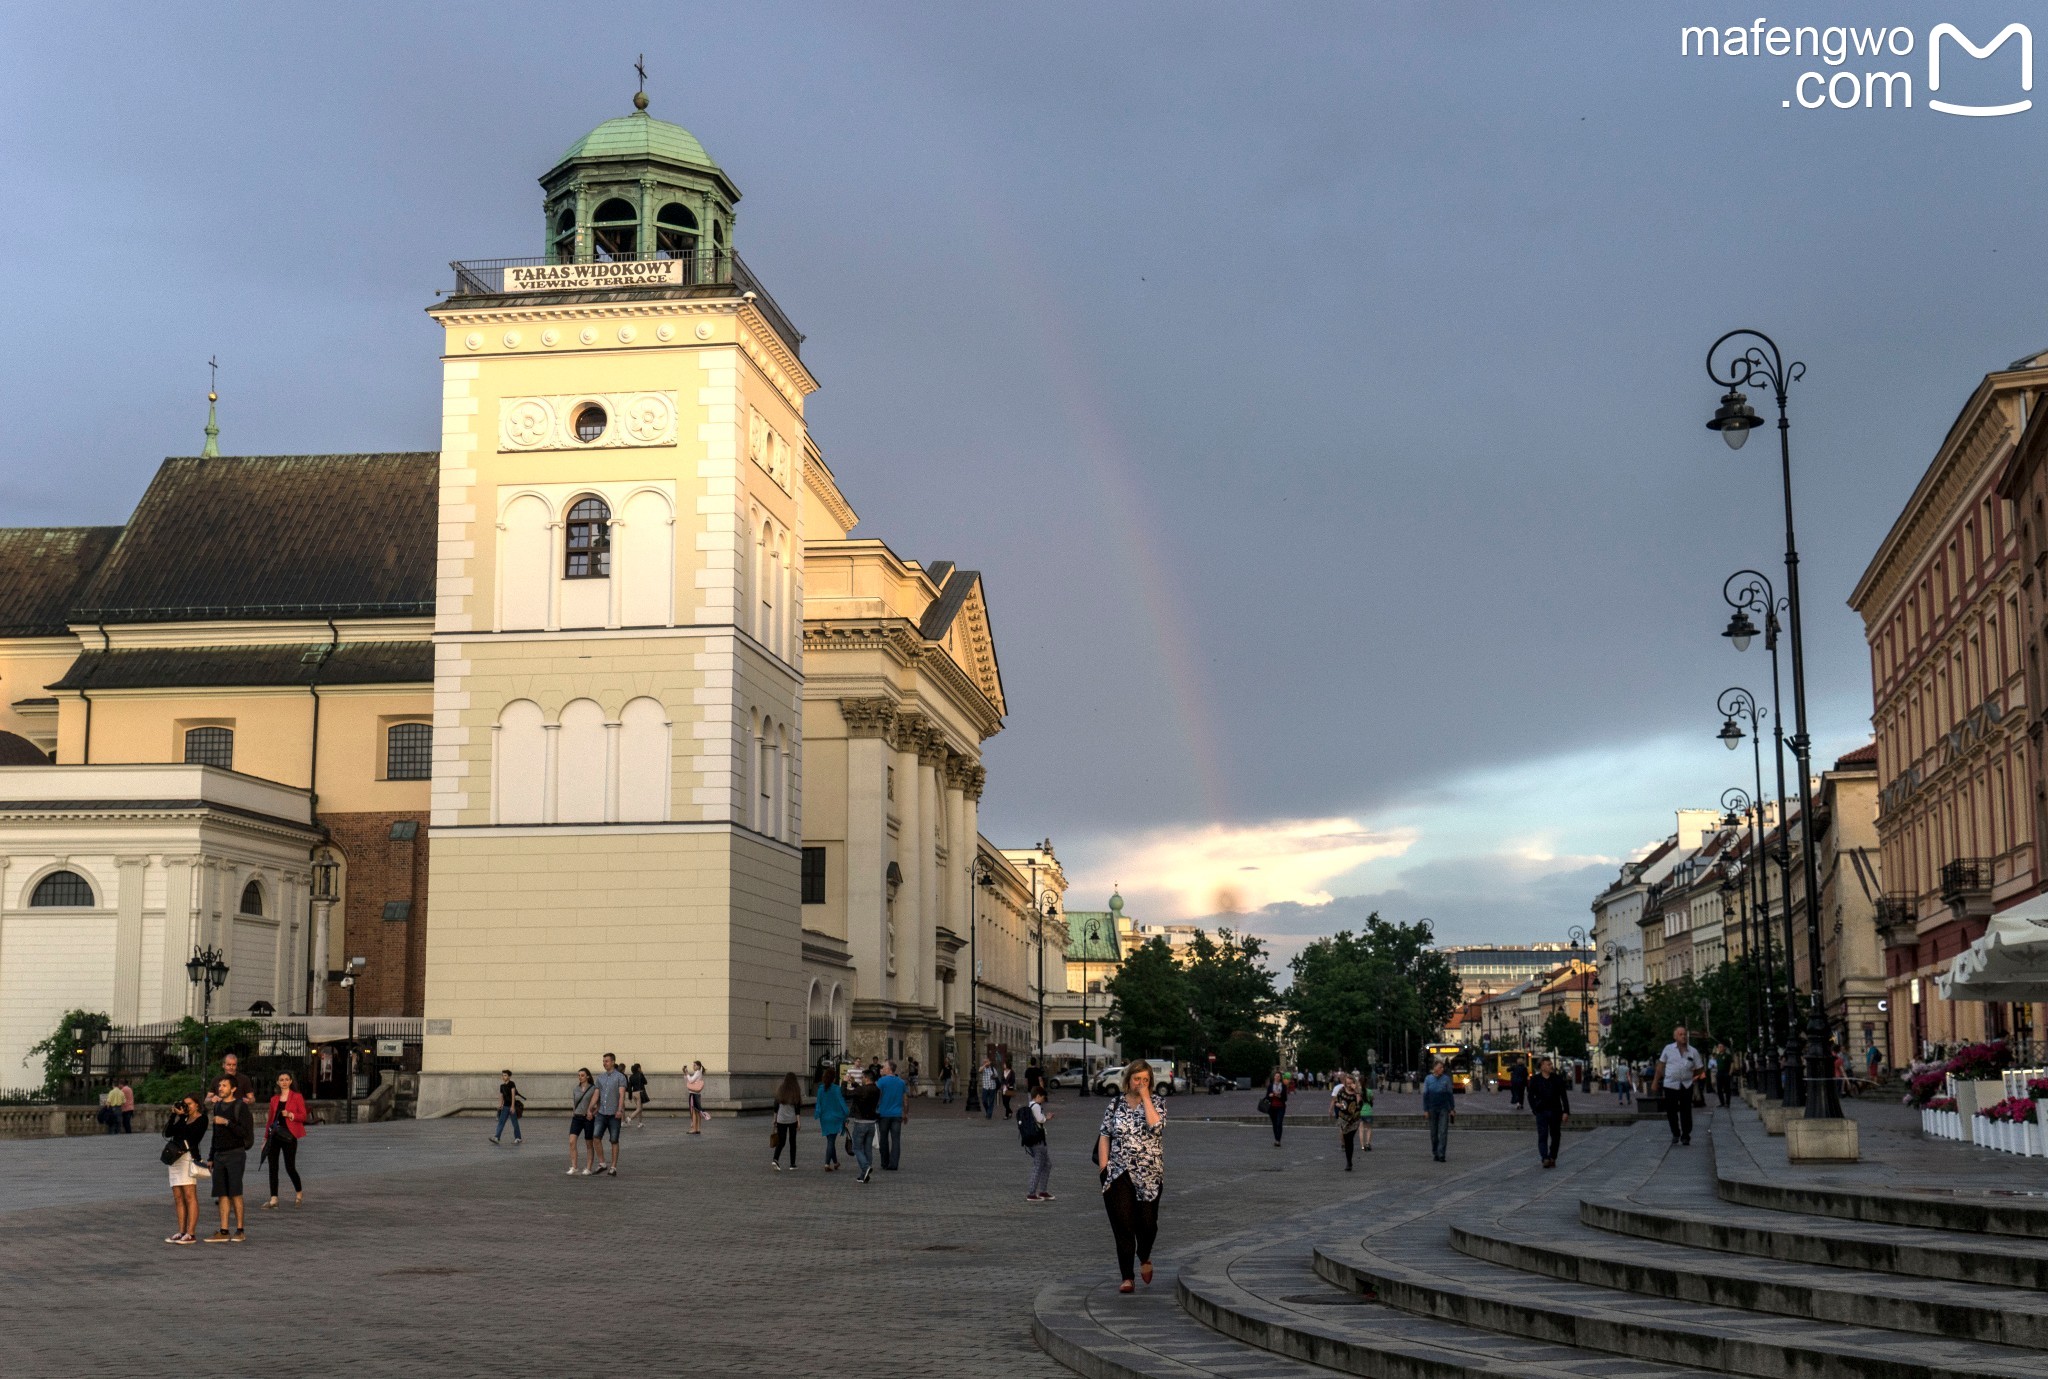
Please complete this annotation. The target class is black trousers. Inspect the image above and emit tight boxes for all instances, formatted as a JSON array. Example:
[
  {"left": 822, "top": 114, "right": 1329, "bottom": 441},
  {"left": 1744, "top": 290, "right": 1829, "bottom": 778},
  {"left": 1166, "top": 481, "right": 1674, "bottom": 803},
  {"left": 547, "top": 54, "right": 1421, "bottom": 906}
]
[
  {"left": 265, "top": 1135, "right": 301, "bottom": 1195},
  {"left": 1103, "top": 1173, "right": 1160, "bottom": 1283},
  {"left": 1267, "top": 1106, "right": 1285, "bottom": 1142},
  {"left": 1535, "top": 1112, "right": 1562, "bottom": 1163},
  {"left": 1663, "top": 1089, "right": 1694, "bottom": 1143},
  {"left": 774, "top": 1122, "right": 797, "bottom": 1166}
]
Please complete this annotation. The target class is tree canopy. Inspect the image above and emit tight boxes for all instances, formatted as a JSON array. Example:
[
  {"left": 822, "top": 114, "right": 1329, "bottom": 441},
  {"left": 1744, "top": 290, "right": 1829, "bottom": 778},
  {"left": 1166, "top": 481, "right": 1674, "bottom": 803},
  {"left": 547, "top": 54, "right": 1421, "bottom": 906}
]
[
  {"left": 1103, "top": 927, "right": 1280, "bottom": 1064},
  {"left": 1604, "top": 960, "right": 1774, "bottom": 1063},
  {"left": 1539, "top": 1009, "right": 1589, "bottom": 1061},
  {"left": 1285, "top": 914, "right": 1460, "bottom": 1071}
]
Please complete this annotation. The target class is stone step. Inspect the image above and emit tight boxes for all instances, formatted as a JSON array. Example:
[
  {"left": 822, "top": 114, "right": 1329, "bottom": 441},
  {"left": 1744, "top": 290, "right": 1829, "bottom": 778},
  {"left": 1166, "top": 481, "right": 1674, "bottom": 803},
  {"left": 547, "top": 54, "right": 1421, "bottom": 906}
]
[
  {"left": 1450, "top": 1216, "right": 2048, "bottom": 1348},
  {"left": 1312, "top": 1227, "right": 2048, "bottom": 1379},
  {"left": 1580, "top": 1194, "right": 2048, "bottom": 1291},
  {"left": 1032, "top": 1275, "right": 1337, "bottom": 1379},
  {"left": 1174, "top": 1235, "right": 1724, "bottom": 1379}
]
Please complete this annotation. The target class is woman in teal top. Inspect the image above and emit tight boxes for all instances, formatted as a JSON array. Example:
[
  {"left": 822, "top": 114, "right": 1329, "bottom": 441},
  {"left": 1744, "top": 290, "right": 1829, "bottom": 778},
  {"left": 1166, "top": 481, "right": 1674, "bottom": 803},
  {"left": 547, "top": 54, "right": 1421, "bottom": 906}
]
[{"left": 814, "top": 1067, "right": 850, "bottom": 1172}]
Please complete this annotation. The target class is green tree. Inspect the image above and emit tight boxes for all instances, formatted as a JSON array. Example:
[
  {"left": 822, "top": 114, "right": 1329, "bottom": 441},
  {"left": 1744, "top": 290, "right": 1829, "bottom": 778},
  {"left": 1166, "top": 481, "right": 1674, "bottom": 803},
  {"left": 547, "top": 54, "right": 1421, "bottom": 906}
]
[
  {"left": 1539, "top": 1009, "right": 1588, "bottom": 1061},
  {"left": 1181, "top": 927, "right": 1279, "bottom": 1061},
  {"left": 1213, "top": 1028, "right": 1279, "bottom": 1080},
  {"left": 1285, "top": 915, "right": 1461, "bottom": 1071},
  {"left": 23, "top": 1010, "right": 111, "bottom": 1098},
  {"left": 1103, "top": 937, "right": 1190, "bottom": 1057}
]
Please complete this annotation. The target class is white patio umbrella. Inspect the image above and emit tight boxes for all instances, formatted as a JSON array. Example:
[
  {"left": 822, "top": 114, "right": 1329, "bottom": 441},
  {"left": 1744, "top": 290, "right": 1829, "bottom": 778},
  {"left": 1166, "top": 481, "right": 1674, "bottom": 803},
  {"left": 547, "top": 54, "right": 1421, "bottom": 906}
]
[{"left": 1938, "top": 895, "right": 2048, "bottom": 1002}]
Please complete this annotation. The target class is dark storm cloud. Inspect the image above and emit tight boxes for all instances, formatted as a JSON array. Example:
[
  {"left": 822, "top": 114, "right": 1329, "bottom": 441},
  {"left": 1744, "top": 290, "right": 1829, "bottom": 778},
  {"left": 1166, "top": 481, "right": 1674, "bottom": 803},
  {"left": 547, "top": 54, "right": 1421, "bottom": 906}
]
[{"left": 0, "top": 5, "right": 2019, "bottom": 926}]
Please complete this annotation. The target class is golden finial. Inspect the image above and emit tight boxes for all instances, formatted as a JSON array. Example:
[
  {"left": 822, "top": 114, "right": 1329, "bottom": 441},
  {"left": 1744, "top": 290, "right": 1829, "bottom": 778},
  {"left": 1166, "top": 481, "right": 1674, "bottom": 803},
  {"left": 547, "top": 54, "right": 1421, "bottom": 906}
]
[{"left": 633, "top": 54, "right": 648, "bottom": 110}]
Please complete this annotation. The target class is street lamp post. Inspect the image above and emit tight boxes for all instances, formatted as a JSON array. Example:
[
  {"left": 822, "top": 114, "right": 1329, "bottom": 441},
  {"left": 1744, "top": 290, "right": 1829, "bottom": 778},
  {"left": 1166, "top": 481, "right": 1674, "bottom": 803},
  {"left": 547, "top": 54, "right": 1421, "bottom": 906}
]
[
  {"left": 184, "top": 946, "right": 230, "bottom": 1092},
  {"left": 1567, "top": 925, "right": 1591, "bottom": 1060},
  {"left": 340, "top": 956, "right": 366, "bottom": 1124},
  {"left": 308, "top": 847, "right": 339, "bottom": 1015},
  {"left": 971, "top": 860, "right": 994, "bottom": 1113},
  {"left": 1037, "top": 893, "right": 1057, "bottom": 1071},
  {"left": 1706, "top": 330, "right": 1841, "bottom": 1119},
  {"left": 1079, "top": 907, "right": 1109, "bottom": 1098},
  {"left": 1719, "top": 691, "right": 1798, "bottom": 1103}
]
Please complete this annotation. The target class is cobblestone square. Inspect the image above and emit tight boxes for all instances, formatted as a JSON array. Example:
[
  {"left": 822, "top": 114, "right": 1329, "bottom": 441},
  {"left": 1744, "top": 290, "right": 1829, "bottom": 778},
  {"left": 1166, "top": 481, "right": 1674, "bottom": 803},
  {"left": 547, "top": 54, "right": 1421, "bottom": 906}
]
[{"left": 0, "top": 1095, "right": 1518, "bottom": 1378}]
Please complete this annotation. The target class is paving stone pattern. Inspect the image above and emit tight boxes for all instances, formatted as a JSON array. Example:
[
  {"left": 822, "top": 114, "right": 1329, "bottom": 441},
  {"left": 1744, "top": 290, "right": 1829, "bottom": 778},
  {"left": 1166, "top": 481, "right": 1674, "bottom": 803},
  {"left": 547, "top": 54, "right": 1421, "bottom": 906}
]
[{"left": 0, "top": 1094, "right": 1515, "bottom": 1379}]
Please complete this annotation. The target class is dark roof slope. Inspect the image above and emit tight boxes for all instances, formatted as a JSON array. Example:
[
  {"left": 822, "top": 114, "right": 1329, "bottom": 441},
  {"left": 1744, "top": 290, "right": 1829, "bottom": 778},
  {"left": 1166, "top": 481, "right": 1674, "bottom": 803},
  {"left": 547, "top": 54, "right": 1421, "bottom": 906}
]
[
  {"left": 71, "top": 454, "right": 437, "bottom": 623},
  {"left": 0, "top": 731, "right": 50, "bottom": 765},
  {"left": 917, "top": 563, "right": 978, "bottom": 641},
  {"left": 48, "top": 642, "right": 431, "bottom": 692},
  {"left": 0, "top": 527, "right": 123, "bottom": 635}
]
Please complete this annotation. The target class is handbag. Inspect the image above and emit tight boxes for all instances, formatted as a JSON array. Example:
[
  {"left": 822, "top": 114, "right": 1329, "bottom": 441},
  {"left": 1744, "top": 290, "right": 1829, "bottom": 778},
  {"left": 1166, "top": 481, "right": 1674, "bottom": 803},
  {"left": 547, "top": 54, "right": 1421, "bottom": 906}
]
[
  {"left": 160, "top": 1141, "right": 187, "bottom": 1166},
  {"left": 190, "top": 1162, "right": 211, "bottom": 1180}
]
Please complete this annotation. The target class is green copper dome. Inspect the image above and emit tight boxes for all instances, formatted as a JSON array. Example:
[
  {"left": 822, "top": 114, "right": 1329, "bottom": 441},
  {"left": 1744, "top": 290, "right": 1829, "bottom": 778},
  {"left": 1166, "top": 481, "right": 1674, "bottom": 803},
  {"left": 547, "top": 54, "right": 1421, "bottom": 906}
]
[{"left": 555, "top": 110, "right": 720, "bottom": 173}]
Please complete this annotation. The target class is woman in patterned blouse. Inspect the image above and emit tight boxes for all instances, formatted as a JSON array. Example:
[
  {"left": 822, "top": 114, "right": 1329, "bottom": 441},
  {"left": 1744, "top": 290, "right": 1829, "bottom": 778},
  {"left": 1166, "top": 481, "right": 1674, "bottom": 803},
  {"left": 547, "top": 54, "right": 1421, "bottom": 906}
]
[{"left": 1094, "top": 1062, "right": 1166, "bottom": 1292}]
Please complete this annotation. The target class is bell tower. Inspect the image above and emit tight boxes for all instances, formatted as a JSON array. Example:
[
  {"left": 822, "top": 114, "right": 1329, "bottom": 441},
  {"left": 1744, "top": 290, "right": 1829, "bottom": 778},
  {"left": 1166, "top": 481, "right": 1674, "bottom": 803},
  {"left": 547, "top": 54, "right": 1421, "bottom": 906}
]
[
  {"left": 418, "top": 94, "right": 816, "bottom": 1117},
  {"left": 539, "top": 89, "right": 740, "bottom": 273}
]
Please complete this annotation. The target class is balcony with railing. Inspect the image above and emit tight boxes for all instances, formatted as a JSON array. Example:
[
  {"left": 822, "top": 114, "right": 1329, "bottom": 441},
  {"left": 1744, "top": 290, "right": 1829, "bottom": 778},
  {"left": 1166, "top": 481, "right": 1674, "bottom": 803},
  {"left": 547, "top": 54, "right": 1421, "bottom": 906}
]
[
  {"left": 446, "top": 250, "right": 803, "bottom": 357},
  {"left": 1872, "top": 895, "right": 1918, "bottom": 946},
  {"left": 1939, "top": 857, "right": 1994, "bottom": 920}
]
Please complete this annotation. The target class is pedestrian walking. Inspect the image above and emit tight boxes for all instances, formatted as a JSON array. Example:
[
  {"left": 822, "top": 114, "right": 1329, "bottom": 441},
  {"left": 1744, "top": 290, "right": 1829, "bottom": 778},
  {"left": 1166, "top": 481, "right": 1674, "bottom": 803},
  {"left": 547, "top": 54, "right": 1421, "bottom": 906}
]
[
  {"left": 1025, "top": 1059, "right": 1046, "bottom": 1096},
  {"left": 567, "top": 1067, "right": 598, "bottom": 1176},
  {"left": 1527, "top": 1056, "right": 1570, "bottom": 1168},
  {"left": 906, "top": 1056, "right": 921, "bottom": 1097},
  {"left": 1000, "top": 1061, "right": 1016, "bottom": 1118},
  {"left": 1422, "top": 1060, "right": 1456, "bottom": 1162},
  {"left": 845, "top": 1068, "right": 879, "bottom": 1182},
  {"left": 1094, "top": 1062, "right": 1166, "bottom": 1293},
  {"left": 162, "top": 1095, "right": 207, "bottom": 1244},
  {"left": 118, "top": 1080, "right": 135, "bottom": 1133},
  {"left": 1260, "top": 1068, "right": 1288, "bottom": 1146},
  {"left": 1657, "top": 1025, "right": 1705, "bottom": 1147},
  {"left": 204, "top": 1075, "right": 253, "bottom": 1243},
  {"left": 770, "top": 1071, "right": 803, "bottom": 1170},
  {"left": 938, "top": 1057, "right": 956, "bottom": 1105},
  {"left": 100, "top": 1085, "right": 124, "bottom": 1134},
  {"left": 1712, "top": 1045, "right": 1733, "bottom": 1108},
  {"left": 625, "top": 1063, "right": 649, "bottom": 1127},
  {"left": 876, "top": 1059, "right": 908, "bottom": 1170},
  {"left": 686, "top": 1061, "right": 706, "bottom": 1133},
  {"left": 1615, "top": 1066, "right": 1633, "bottom": 1106},
  {"left": 592, "top": 1052, "right": 628, "bottom": 1176},
  {"left": 1357, "top": 1071, "right": 1375, "bottom": 1153},
  {"left": 815, "top": 1066, "right": 849, "bottom": 1171},
  {"left": 260, "top": 1071, "right": 308, "bottom": 1208},
  {"left": 1332, "top": 1071, "right": 1364, "bottom": 1170},
  {"left": 491, "top": 1070, "right": 524, "bottom": 1145},
  {"left": 1508, "top": 1058, "right": 1528, "bottom": 1109},
  {"left": 979, "top": 1056, "right": 999, "bottom": 1120},
  {"left": 1021, "top": 1084, "right": 1055, "bottom": 1200}
]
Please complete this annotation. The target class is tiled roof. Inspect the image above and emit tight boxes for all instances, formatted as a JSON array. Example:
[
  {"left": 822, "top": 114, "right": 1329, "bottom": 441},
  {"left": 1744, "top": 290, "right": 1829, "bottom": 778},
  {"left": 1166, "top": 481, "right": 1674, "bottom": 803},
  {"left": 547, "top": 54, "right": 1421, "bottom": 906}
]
[
  {"left": 0, "top": 731, "right": 50, "bottom": 765},
  {"left": 48, "top": 642, "right": 431, "bottom": 691},
  {"left": 70, "top": 454, "right": 437, "bottom": 623},
  {"left": 1834, "top": 742, "right": 1878, "bottom": 768},
  {"left": 0, "top": 527, "right": 122, "bottom": 635}
]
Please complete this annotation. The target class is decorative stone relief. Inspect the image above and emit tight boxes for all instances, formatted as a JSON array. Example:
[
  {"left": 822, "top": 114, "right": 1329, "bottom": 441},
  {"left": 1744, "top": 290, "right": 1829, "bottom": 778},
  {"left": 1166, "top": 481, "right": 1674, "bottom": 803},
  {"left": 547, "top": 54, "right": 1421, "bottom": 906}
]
[{"left": 497, "top": 392, "right": 679, "bottom": 452}]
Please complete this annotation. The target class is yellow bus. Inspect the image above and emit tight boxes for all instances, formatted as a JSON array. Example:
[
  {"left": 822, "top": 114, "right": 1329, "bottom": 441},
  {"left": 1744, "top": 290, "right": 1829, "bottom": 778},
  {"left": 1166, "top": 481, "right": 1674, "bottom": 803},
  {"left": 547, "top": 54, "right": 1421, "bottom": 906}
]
[{"left": 1425, "top": 1043, "right": 1478, "bottom": 1092}]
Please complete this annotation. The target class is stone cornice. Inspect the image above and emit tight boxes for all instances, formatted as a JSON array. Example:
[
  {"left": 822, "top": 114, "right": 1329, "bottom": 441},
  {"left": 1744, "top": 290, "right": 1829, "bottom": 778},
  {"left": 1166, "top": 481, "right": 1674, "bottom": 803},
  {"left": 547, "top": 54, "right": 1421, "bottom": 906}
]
[
  {"left": 738, "top": 308, "right": 818, "bottom": 400},
  {"left": 802, "top": 445, "right": 859, "bottom": 534},
  {"left": 804, "top": 619, "right": 1004, "bottom": 741},
  {"left": 430, "top": 298, "right": 737, "bottom": 329}
]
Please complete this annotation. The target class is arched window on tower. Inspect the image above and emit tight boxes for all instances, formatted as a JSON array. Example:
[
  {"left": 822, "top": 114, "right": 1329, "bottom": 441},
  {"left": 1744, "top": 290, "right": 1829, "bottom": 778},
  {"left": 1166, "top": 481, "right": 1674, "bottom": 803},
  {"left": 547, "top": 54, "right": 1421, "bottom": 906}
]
[
  {"left": 29, "top": 870, "right": 94, "bottom": 907},
  {"left": 552, "top": 208, "right": 577, "bottom": 262},
  {"left": 565, "top": 497, "right": 612, "bottom": 579},
  {"left": 592, "top": 198, "right": 638, "bottom": 260},
  {"left": 239, "top": 880, "right": 264, "bottom": 917},
  {"left": 656, "top": 203, "right": 698, "bottom": 267}
]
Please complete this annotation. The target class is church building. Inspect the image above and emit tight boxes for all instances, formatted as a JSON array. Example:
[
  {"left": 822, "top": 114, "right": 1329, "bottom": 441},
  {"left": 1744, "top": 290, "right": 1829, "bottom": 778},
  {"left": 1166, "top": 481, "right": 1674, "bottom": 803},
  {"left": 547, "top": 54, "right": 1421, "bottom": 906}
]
[{"left": 0, "top": 96, "right": 1059, "bottom": 1109}]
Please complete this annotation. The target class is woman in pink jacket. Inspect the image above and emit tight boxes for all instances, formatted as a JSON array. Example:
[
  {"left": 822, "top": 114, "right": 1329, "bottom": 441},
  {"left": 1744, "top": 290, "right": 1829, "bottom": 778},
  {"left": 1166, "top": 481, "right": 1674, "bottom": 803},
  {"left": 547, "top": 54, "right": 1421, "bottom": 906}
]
[{"left": 261, "top": 1071, "right": 308, "bottom": 1208}]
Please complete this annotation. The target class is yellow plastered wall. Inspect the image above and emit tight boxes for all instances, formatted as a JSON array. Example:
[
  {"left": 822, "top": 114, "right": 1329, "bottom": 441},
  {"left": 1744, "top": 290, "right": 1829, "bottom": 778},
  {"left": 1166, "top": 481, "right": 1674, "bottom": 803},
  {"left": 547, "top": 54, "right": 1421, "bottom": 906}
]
[{"left": 0, "top": 637, "right": 79, "bottom": 753}]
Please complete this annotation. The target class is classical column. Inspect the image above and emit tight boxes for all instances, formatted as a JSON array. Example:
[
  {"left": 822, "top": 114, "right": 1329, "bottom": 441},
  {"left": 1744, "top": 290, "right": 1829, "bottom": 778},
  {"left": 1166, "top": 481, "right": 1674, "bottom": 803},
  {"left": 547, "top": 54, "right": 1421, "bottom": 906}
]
[
  {"left": 111, "top": 856, "right": 148, "bottom": 1026},
  {"left": 604, "top": 717, "right": 622, "bottom": 823},
  {"left": 545, "top": 521, "right": 565, "bottom": 632},
  {"left": 893, "top": 715, "right": 926, "bottom": 1005},
  {"left": 162, "top": 856, "right": 197, "bottom": 1018},
  {"left": 913, "top": 729, "right": 946, "bottom": 1019},
  {"left": 840, "top": 697, "right": 895, "bottom": 1003},
  {"left": 542, "top": 721, "right": 561, "bottom": 824}
]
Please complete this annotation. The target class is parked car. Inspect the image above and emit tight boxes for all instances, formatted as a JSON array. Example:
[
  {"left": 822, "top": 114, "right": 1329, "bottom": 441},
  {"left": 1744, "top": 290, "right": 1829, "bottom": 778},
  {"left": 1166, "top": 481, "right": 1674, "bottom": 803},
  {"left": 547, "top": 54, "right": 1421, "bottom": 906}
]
[
  {"left": 1048, "top": 1064, "right": 1088, "bottom": 1089},
  {"left": 1094, "top": 1060, "right": 1183, "bottom": 1095}
]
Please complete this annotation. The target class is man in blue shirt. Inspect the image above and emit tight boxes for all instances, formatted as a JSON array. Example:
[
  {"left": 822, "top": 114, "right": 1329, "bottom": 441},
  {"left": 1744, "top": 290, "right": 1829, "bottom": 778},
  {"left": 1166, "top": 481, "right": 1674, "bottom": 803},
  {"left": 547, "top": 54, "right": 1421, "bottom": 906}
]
[
  {"left": 1421, "top": 1060, "right": 1456, "bottom": 1163},
  {"left": 876, "top": 1060, "right": 909, "bottom": 1171}
]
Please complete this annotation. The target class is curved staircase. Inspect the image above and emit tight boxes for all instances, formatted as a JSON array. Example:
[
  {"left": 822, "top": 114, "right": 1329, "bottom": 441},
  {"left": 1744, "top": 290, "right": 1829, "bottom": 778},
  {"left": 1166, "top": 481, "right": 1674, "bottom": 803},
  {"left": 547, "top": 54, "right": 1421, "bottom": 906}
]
[{"left": 1034, "top": 1107, "right": 2048, "bottom": 1379}]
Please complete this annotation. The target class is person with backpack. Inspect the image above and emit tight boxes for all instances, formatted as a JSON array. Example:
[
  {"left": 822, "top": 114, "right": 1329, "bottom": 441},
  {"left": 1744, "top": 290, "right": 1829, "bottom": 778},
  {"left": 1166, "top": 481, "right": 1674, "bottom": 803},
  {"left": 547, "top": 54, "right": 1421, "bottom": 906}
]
[
  {"left": 815, "top": 1066, "right": 849, "bottom": 1172},
  {"left": 1021, "top": 1084, "right": 1054, "bottom": 1200},
  {"left": 625, "top": 1062, "right": 650, "bottom": 1127}
]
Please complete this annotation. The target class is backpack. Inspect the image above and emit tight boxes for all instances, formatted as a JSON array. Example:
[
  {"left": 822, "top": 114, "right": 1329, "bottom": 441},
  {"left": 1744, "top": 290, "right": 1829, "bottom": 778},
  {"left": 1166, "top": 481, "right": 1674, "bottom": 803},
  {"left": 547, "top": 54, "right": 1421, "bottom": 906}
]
[{"left": 1018, "top": 1103, "right": 1045, "bottom": 1147}]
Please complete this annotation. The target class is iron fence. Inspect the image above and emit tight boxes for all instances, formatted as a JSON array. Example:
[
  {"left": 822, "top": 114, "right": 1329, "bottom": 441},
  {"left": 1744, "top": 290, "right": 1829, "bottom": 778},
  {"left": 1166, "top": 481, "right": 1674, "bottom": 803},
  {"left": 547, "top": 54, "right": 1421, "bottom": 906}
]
[{"left": 448, "top": 250, "right": 803, "bottom": 356}]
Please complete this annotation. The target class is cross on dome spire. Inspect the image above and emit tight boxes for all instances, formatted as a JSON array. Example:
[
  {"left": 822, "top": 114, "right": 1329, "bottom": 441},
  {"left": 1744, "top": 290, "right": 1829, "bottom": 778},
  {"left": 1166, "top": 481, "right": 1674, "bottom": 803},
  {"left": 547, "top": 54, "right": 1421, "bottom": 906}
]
[
  {"left": 633, "top": 54, "right": 648, "bottom": 111},
  {"left": 202, "top": 356, "right": 220, "bottom": 458}
]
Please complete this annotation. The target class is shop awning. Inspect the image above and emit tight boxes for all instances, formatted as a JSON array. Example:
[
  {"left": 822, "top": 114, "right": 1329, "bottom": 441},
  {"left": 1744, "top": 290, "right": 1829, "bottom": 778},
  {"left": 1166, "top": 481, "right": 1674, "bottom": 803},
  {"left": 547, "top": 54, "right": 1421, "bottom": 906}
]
[{"left": 1938, "top": 896, "right": 2048, "bottom": 1002}]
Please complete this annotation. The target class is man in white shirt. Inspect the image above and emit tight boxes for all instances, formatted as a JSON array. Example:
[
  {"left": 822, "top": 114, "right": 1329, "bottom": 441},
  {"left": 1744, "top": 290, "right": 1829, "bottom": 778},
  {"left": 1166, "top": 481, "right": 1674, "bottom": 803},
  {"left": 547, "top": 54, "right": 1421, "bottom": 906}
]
[{"left": 1657, "top": 1025, "right": 1706, "bottom": 1146}]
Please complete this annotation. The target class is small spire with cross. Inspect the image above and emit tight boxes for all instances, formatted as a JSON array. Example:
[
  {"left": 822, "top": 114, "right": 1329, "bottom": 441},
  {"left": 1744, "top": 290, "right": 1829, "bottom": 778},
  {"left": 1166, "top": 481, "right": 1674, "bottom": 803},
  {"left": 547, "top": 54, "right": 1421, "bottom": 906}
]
[
  {"left": 633, "top": 54, "right": 648, "bottom": 111},
  {"left": 202, "top": 356, "right": 221, "bottom": 458}
]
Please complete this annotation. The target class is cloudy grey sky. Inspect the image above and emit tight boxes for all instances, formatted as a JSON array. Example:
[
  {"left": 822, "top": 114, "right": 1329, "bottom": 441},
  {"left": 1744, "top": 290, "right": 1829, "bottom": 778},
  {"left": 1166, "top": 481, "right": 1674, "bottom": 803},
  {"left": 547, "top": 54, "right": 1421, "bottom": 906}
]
[{"left": 4, "top": 4, "right": 2041, "bottom": 965}]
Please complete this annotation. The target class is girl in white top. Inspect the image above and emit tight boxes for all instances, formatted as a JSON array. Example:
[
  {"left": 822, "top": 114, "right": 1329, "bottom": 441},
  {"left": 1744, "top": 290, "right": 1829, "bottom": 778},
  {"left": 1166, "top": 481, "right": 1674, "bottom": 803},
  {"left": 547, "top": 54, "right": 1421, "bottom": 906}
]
[{"left": 686, "top": 1062, "right": 707, "bottom": 1134}]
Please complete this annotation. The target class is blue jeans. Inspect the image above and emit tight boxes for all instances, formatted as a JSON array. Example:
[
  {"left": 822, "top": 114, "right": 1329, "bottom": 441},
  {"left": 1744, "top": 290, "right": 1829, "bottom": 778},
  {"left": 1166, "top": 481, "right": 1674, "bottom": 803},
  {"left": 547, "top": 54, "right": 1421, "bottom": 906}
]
[
  {"left": 1428, "top": 1107, "right": 1451, "bottom": 1160},
  {"left": 879, "top": 1115, "right": 903, "bottom": 1169},
  {"left": 981, "top": 1088, "right": 996, "bottom": 1118},
  {"left": 848, "top": 1120, "right": 875, "bottom": 1174},
  {"left": 494, "top": 1107, "right": 521, "bottom": 1141},
  {"left": 822, "top": 1129, "right": 839, "bottom": 1165},
  {"left": 1535, "top": 1111, "right": 1561, "bottom": 1163},
  {"left": 1026, "top": 1141, "right": 1052, "bottom": 1196}
]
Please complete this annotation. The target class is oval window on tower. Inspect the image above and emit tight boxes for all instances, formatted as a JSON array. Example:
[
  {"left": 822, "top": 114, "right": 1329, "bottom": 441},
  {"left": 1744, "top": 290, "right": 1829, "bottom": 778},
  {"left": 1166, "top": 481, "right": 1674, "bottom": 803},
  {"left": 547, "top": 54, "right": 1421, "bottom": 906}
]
[{"left": 574, "top": 404, "right": 608, "bottom": 443}]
